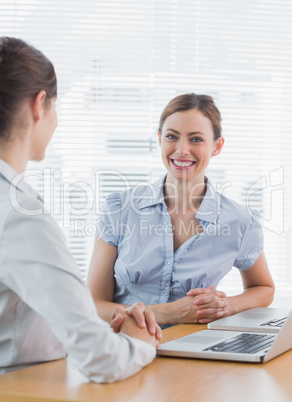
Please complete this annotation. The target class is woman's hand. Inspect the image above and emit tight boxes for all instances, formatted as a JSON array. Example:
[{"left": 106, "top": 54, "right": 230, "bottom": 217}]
[
  {"left": 187, "top": 287, "right": 230, "bottom": 323},
  {"left": 111, "top": 302, "right": 162, "bottom": 342},
  {"left": 168, "top": 296, "right": 203, "bottom": 324},
  {"left": 154, "top": 287, "right": 228, "bottom": 325}
]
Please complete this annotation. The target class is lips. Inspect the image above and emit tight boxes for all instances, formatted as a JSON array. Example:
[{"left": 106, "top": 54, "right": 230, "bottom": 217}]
[{"left": 170, "top": 159, "right": 196, "bottom": 170}]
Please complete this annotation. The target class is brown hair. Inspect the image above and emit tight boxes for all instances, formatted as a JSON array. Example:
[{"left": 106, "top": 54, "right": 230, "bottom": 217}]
[
  {"left": 158, "top": 93, "right": 222, "bottom": 140},
  {"left": 0, "top": 37, "right": 57, "bottom": 141}
]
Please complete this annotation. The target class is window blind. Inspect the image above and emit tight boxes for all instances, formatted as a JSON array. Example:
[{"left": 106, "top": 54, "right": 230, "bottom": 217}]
[{"left": 1, "top": 0, "right": 291, "bottom": 306}]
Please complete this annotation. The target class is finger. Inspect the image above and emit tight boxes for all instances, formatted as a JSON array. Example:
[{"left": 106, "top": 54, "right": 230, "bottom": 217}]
[
  {"left": 193, "top": 295, "right": 227, "bottom": 307},
  {"left": 198, "top": 317, "right": 214, "bottom": 324},
  {"left": 187, "top": 287, "right": 209, "bottom": 297},
  {"left": 111, "top": 305, "right": 126, "bottom": 321},
  {"left": 193, "top": 294, "right": 216, "bottom": 305},
  {"left": 111, "top": 313, "right": 124, "bottom": 333},
  {"left": 198, "top": 308, "right": 230, "bottom": 323},
  {"left": 200, "top": 298, "right": 228, "bottom": 309},
  {"left": 195, "top": 302, "right": 228, "bottom": 312},
  {"left": 207, "top": 285, "right": 226, "bottom": 298},
  {"left": 155, "top": 324, "right": 163, "bottom": 341},
  {"left": 197, "top": 308, "right": 217, "bottom": 317},
  {"left": 197, "top": 307, "right": 228, "bottom": 317},
  {"left": 198, "top": 318, "right": 215, "bottom": 324},
  {"left": 213, "top": 290, "right": 227, "bottom": 298},
  {"left": 187, "top": 285, "right": 215, "bottom": 296},
  {"left": 144, "top": 310, "right": 162, "bottom": 339},
  {"left": 126, "top": 303, "right": 146, "bottom": 328},
  {"left": 188, "top": 287, "right": 227, "bottom": 299},
  {"left": 196, "top": 289, "right": 227, "bottom": 299}
]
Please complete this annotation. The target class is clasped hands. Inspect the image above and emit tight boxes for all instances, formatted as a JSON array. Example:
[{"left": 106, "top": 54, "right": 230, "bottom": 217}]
[
  {"left": 110, "top": 286, "right": 230, "bottom": 341},
  {"left": 179, "top": 286, "right": 230, "bottom": 324},
  {"left": 111, "top": 302, "right": 162, "bottom": 347}
]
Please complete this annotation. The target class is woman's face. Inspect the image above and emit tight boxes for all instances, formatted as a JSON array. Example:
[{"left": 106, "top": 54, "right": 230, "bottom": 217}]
[{"left": 158, "top": 108, "right": 224, "bottom": 184}]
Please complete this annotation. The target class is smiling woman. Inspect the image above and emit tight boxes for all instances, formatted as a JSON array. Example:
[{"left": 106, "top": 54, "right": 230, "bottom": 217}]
[
  {"left": 158, "top": 107, "right": 224, "bottom": 185},
  {"left": 87, "top": 93, "right": 275, "bottom": 328}
]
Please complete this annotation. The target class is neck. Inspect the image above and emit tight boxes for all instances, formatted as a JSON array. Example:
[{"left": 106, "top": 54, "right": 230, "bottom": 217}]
[
  {"left": 164, "top": 174, "right": 206, "bottom": 214},
  {"left": 0, "top": 137, "right": 30, "bottom": 174}
]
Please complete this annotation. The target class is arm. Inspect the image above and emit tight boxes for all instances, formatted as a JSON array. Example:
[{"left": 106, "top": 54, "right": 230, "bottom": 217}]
[
  {"left": 87, "top": 236, "right": 124, "bottom": 322},
  {"left": 1, "top": 206, "right": 157, "bottom": 383},
  {"left": 88, "top": 238, "right": 227, "bottom": 326},
  {"left": 189, "top": 252, "right": 275, "bottom": 323},
  {"left": 226, "top": 252, "right": 275, "bottom": 315},
  {"left": 147, "top": 288, "right": 227, "bottom": 325},
  {"left": 88, "top": 237, "right": 161, "bottom": 338}
]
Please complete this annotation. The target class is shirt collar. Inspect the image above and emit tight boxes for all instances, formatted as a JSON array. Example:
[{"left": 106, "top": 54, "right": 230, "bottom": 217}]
[
  {"left": 196, "top": 178, "right": 221, "bottom": 224},
  {"left": 136, "top": 174, "right": 220, "bottom": 224},
  {"left": 135, "top": 175, "right": 166, "bottom": 210},
  {"left": 0, "top": 159, "right": 43, "bottom": 202}
]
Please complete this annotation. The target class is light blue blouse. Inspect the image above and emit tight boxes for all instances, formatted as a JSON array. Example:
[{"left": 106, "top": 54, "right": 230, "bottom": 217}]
[{"left": 97, "top": 175, "right": 263, "bottom": 306}]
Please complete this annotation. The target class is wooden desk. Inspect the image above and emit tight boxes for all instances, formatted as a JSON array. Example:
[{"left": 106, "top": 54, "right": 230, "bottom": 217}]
[{"left": 0, "top": 324, "right": 291, "bottom": 402}]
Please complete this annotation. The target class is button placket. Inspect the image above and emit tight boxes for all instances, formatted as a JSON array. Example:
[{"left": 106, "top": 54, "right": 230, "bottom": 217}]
[{"left": 159, "top": 205, "right": 174, "bottom": 302}]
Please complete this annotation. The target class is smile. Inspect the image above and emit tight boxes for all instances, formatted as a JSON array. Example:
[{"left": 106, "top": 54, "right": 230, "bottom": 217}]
[{"left": 170, "top": 159, "right": 196, "bottom": 168}]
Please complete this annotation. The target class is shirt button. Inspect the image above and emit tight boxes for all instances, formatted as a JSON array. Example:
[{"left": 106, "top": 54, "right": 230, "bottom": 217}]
[{"left": 167, "top": 259, "right": 172, "bottom": 265}]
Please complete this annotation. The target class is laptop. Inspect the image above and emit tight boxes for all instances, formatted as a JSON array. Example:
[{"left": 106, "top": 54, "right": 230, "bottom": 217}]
[
  {"left": 207, "top": 307, "right": 289, "bottom": 334},
  {"left": 157, "top": 310, "right": 292, "bottom": 363}
]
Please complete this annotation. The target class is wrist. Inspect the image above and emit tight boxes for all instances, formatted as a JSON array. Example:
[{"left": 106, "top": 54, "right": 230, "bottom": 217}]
[
  {"left": 120, "top": 316, "right": 157, "bottom": 347},
  {"left": 226, "top": 297, "right": 236, "bottom": 316},
  {"left": 148, "top": 303, "right": 174, "bottom": 326}
]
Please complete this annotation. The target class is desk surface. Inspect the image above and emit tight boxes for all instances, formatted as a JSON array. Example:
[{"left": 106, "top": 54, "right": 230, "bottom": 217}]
[{"left": 0, "top": 324, "right": 292, "bottom": 402}]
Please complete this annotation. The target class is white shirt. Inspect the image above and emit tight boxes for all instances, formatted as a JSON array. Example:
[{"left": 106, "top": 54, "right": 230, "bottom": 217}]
[{"left": 0, "top": 159, "right": 155, "bottom": 382}]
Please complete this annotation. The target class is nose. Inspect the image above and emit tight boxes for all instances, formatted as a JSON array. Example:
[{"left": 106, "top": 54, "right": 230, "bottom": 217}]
[{"left": 176, "top": 138, "right": 190, "bottom": 156}]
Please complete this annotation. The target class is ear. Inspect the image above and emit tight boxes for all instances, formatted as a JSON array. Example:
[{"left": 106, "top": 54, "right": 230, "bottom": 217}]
[
  {"left": 158, "top": 131, "right": 162, "bottom": 147},
  {"left": 32, "top": 90, "right": 47, "bottom": 122},
  {"left": 211, "top": 137, "right": 225, "bottom": 157}
]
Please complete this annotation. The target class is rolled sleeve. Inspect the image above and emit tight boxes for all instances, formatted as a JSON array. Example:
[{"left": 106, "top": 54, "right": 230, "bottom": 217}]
[{"left": 234, "top": 211, "right": 264, "bottom": 271}]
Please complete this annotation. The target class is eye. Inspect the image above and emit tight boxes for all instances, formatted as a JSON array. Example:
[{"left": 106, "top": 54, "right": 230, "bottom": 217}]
[
  {"left": 190, "top": 137, "right": 203, "bottom": 143},
  {"left": 165, "top": 134, "right": 177, "bottom": 140}
]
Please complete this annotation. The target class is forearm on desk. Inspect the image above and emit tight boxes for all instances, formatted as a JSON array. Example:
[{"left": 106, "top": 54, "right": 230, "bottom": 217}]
[
  {"left": 95, "top": 299, "right": 174, "bottom": 326},
  {"left": 226, "top": 285, "right": 275, "bottom": 316},
  {"left": 146, "top": 303, "right": 172, "bottom": 326}
]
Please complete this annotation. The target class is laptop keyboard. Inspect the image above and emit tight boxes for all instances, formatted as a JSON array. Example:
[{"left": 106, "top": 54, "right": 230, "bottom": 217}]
[
  {"left": 260, "top": 317, "right": 287, "bottom": 328},
  {"left": 203, "top": 333, "right": 275, "bottom": 354}
]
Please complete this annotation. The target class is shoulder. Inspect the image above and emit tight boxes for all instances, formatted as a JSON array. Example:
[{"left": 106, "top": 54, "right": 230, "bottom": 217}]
[
  {"left": 101, "top": 177, "right": 163, "bottom": 214},
  {"left": 0, "top": 187, "right": 62, "bottom": 246},
  {"left": 0, "top": 190, "right": 76, "bottom": 273},
  {"left": 218, "top": 192, "right": 260, "bottom": 229},
  {"left": 0, "top": 185, "right": 44, "bottom": 232},
  {"left": 101, "top": 192, "right": 122, "bottom": 214},
  {"left": 0, "top": 182, "right": 15, "bottom": 222}
]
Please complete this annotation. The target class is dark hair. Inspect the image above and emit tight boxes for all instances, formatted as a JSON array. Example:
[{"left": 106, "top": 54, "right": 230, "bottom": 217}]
[
  {"left": 158, "top": 93, "right": 222, "bottom": 140},
  {"left": 0, "top": 37, "right": 57, "bottom": 141}
]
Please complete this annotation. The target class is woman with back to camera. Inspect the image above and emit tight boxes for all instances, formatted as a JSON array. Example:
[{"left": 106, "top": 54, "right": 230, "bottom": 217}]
[
  {"left": 88, "top": 93, "right": 275, "bottom": 327},
  {"left": 0, "top": 36, "right": 162, "bottom": 380}
]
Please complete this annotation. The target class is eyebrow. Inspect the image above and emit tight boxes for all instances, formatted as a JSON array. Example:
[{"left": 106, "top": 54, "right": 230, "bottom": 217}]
[{"left": 165, "top": 128, "right": 206, "bottom": 136}]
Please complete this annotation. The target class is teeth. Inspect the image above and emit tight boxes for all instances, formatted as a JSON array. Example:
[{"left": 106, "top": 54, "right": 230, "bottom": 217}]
[{"left": 173, "top": 160, "right": 194, "bottom": 167}]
